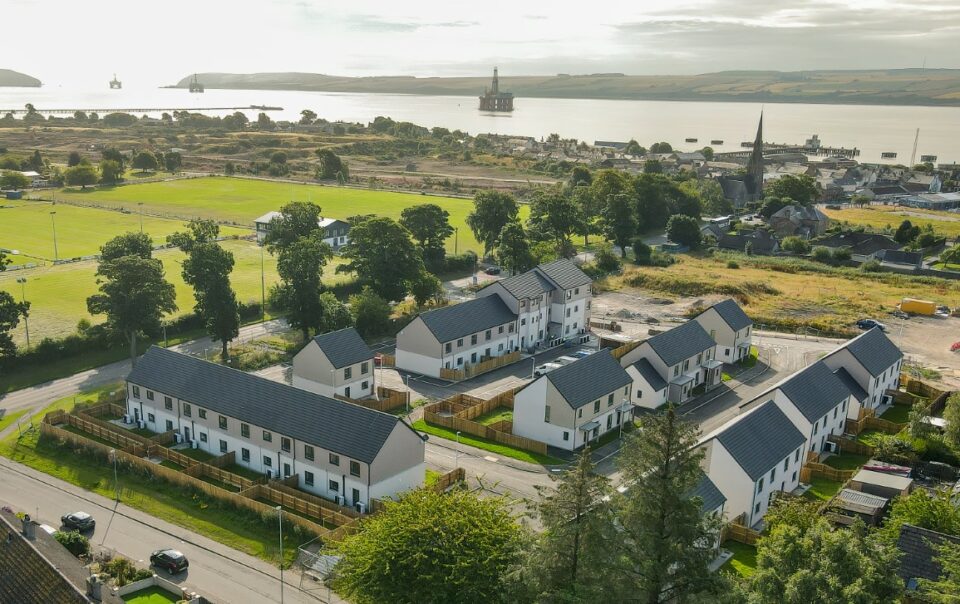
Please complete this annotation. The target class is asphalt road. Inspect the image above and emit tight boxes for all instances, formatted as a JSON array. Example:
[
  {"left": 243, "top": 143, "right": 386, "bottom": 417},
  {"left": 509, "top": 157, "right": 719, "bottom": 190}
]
[{"left": 0, "top": 455, "right": 340, "bottom": 604}]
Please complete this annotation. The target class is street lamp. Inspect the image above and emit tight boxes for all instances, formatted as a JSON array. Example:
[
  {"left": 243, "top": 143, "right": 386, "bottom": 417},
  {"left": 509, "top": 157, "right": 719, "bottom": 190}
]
[
  {"left": 109, "top": 449, "right": 119, "bottom": 501},
  {"left": 276, "top": 505, "right": 284, "bottom": 604},
  {"left": 259, "top": 243, "right": 266, "bottom": 322},
  {"left": 49, "top": 211, "right": 58, "bottom": 261},
  {"left": 454, "top": 227, "right": 459, "bottom": 256},
  {"left": 138, "top": 202, "right": 144, "bottom": 232},
  {"left": 16, "top": 277, "right": 29, "bottom": 350},
  {"left": 455, "top": 431, "right": 461, "bottom": 468},
  {"left": 405, "top": 374, "right": 411, "bottom": 414}
]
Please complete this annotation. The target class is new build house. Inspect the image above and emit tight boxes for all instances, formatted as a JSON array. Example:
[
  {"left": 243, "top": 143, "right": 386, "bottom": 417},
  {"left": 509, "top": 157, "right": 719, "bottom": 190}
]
[
  {"left": 292, "top": 327, "right": 375, "bottom": 399},
  {"left": 700, "top": 400, "right": 806, "bottom": 527},
  {"left": 478, "top": 258, "right": 593, "bottom": 350},
  {"left": 620, "top": 320, "right": 721, "bottom": 405},
  {"left": 512, "top": 349, "right": 632, "bottom": 450},
  {"left": 692, "top": 298, "right": 753, "bottom": 363},
  {"left": 126, "top": 347, "right": 425, "bottom": 509},
  {"left": 821, "top": 327, "right": 903, "bottom": 420},
  {"left": 254, "top": 211, "right": 351, "bottom": 249}
]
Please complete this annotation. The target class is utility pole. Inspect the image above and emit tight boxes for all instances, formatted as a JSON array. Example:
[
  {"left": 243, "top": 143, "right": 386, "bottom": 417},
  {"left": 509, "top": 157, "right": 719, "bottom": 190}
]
[
  {"left": 138, "top": 202, "right": 144, "bottom": 232},
  {"left": 276, "top": 505, "right": 284, "bottom": 604},
  {"left": 454, "top": 227, "right": 459, "bottom": 256},
  {"left": 260, "top": 244, "right": 266, "bottom": 322},
  {"left": 50, "top": 211, "right": 58, "bottom": 261},
  {"left": 16, "top": 277, "right": 29, "bottom": 350}
]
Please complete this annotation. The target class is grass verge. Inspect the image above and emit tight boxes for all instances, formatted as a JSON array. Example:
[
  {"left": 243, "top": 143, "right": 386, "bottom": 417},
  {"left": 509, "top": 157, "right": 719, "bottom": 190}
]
[
  {"left": 0, "top": 409, "right": 28, "bottom": 434},
  {"left": 412, "top": 419, "right": 564, "bottom": 466},
  {"left": 721, "top": 541, "right": 758, "bottom": 578}
]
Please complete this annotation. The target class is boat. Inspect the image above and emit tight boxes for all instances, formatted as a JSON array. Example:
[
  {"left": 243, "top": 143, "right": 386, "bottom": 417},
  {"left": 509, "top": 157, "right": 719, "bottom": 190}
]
[
  {"left": 741, "top": 141, "right": 753, "bottom": 148},
  {"left": 685, "top": 137, "right": 698, "bottom": 143},
  {"left": 881, "top": 152, "right": 897, "bottom": 159},
  {"left": 711, "top": 139, "right": 723, "bottom": 145}
]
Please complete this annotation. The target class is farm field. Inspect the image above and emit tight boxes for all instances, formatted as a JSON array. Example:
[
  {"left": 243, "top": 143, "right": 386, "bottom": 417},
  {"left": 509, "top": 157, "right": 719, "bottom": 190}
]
[
  {"left": 0, "top": 199, "right": 250, "bottom": 260},
  {"left": 53, "top": 176, "right": 518, "bottom": 254},
  {"left": 822, "top": 205, "right": 960, "bottom": 238},
  {"left": 0, "top": 238, "right": 349, "bottom": 344}
]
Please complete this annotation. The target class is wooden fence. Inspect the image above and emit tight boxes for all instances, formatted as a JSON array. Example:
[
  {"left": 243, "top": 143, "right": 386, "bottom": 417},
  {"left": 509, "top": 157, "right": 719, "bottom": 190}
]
[
  {"left": 610, "top": 340, "right": 642, "bottom": 360},
  {"left": 800, "top": 461, "right": 857, "bottom": 484},
  {"left": 423, "top": 408, "right": 547, "bottom": 455},
  {"left": 422, "top": 391, "right": 548, "bottom": 455},
  {"left": 722, "top": 523, "right": 760, "bottom": 546},
  {"left": 901, "top": 374, "right": 948, "bottom": 400},
  {"left": 182, "top": 459, "right": 258, "bottom": 491},
  {"left": 439, "top": 351, "right": 521, "bottom": 382},
  {"left": 430, "top": 467, "right": 466, "bottom": 493},
  {"left": 65, "top": 414, "right": 151, "bottom": 452},
  {"left": 378, "top": 354, "right": 395, "bottom": 367},
  {"left": 337, "top": 386, "right": 408, "bottom": 413},
  {"left": 828, "top": 435, "right": 875, "bottom": 457},
  {"left": 82, "top": 402, "right": 127, "bottom": 419},
  {"left": 241, "top": 483, "right": 355, "bottom": 530},
  {"left": 268, "top": 480, "right": 360, "bottom": 520}
]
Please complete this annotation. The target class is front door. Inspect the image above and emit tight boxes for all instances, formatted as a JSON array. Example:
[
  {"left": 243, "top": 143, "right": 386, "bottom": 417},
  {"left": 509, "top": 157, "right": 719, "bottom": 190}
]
[
  {"left": 183, "top": 427, "right": 190, "bottom": 442},
  {"left": 133, "top": 408, "right": 140, "bottom": 422},
  {"left": 284, "top": 463, "right": 291, "bottom": 478}
]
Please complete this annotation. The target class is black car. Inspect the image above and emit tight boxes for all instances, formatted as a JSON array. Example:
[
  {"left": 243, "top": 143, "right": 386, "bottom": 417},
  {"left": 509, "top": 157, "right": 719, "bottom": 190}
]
[
  {"left": 150, "top": 549, "right": 189, "bottom": 574},
  {"left": 60, "top": 511, "right": 95, "bottom": 531},
  {"left": 856, "top": 318, "right": 887, "bottom": 332},
  {"left": 484, "top": 266, "right": 502, "bottom": 275}
]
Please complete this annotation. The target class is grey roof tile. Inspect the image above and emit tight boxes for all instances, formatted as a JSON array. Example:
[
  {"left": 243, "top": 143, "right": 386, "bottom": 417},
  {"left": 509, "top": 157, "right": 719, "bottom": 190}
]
[
  {"left": 496, "top": 271, "right": 554, "bottom": 300},
  {"left": 897, "top": 524, "right": 960, "bottom": 584},
  {"left": 417, "top": 296, "right": 516, "bottom": 343},
  {"left": 778, "top": 361, "right": 851, "bottom": 423},
  {"left": 836, "top": 327, "right": 903, "bottom": 377},
  {"left": 833, "top": 367, "right": 868, "bottom": 402},
  {"left": 646, "top": 321, "right": 717, "bottom": 367},
  {"left": 687, "top": 474, "right": 726, "bottom": 513},
  {"left": 128, "top": 347, "right": 407, "bottom": 464},
  {"left": 707, "top": 298, "right": 752, "bottom": 331},
  {"left": 715, "top": 401, "right": 806, "bottom": 481},
  {"left": 536, "top": 258, "right": 592, "bottom": 290},
  {"left": 310, "top": 327, "right": 374, "bottom": 369},
  {"left": 632, "top": 358, "right": 667, "bottom": 391},
  {"left": 546, "top": 349, "right": 632, "bottom": 409}
]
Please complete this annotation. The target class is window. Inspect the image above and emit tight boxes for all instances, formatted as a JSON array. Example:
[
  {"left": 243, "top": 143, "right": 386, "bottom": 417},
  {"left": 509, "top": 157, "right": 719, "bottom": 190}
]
[
  {"left": 471, "top": 352, "right": 477, "bottom": 363},
  {"left": 165, "top": 420, "right": 173, "bottom": 431},
  {"left": 757, "top": 478, "right": 764, "bottom": 493},
  {"left": 445, "top": 342, "right": 452, "bottom": 353},
  {"left": 498, "top": 326, "right": 504, "bottom": 334},
  {"left": 498, "top": 343, "right": 504, "bottom": 351},
  {"left": 593, "top": 400, "right": 600, "bottom": 413},
  {"left": 566, "top": 290, "right": 572, "bottom": 300},
  {"left": 132, "top": 385, "right": 141, "bottom": 398},
  {"left": 508, "top": 324, "right": 515, "bottom": 333},
  {"left": 350, "top": 461, "right": 361, "bottom": 477},
  {"left": 329, "top": 453, "right": 340, "bottom": 466},
  {"left": 842, "top": 401, "right": 847, "bottom": 412},
  {"left": 673, "top": 366, "right": 680, "bottom": 377},
  {"left": 362, "top": 380, "right": 369, "bottom": 390},
  {"left": 241, "top": 448, "right": 250, "bottom": 462},
  {"left": 794, "top": 448, "right": 800, "bottom": 462},
  {"left": 148, "top": 413, "right": 155, "bottom": 422},
  {"left": 544, "top": 406, "right": 551, "bottom": 422},
  {"left": 218, "top": 415, "right": 227, "bottom": 429},
  {"left": 813, "top": 422, "right": 818, "bottom": 435},
  {"left": 586, "top": 300, "right": 591, "bottom": 310},
  {"left": 566, "top": 308, "right": 571, "bottom": 318},
  {"left": 607, "top": 414, "right": 613, "bottom": 430},
  {"left": 263, "top": 430, "right": 272, "bottom": 442},
  {"left": 485, "top": 330, "right": 491, "bottom": 341},
  {"left": 305, "top": 471, "right": 314, "bottom": 486},
  {"left": 241, "top": 423, "right": 250, "bottom": 438},
  {"left": 471, "top": 334, "right": 478, "bottom": 345},
  {"left": 636, "top": 390, "right": 642, "bottom": 399},
  {"left": 792, "top": 471, "right": 797, "bottom": 482},
  {"left": 683, "top": 360, "right": 690, "bottom": 372},
  {"left": 833, "top": 407, "right": 838, "bottom": 419},
  {"left": 146, "top": 390, "right": 155, "bottom": 401},
  {"left": 329, "top": 480, "right": 339, "bottom": 492},
  {"left": 696, "top": 353, "right": 702, "bottom": 365},
  {"left": 219, "top": 439, "right": 227, "bottom": 453},
  {"left": 784, "top": 458, "right": 789, "bottom": 471},
  {"left": 199, "top": 432, "right": 207, "bottom": 443},
  {"left": 770, "top": 468, "right": 776, "bottom": 482},
  {"left": 361, "top": 362, "right": 369, "bottom": 374},
  {"left": 344, "top": 367, "right": 352, "bottom": 380},
  {"left": 199, "top": 409, "right": 207, "bottom": 419},
  {"left": 562, "top": 431, "right": 569, "bottom": 441},
  {"left": 578, "top": 409, "right": 582, "bottom": 418},
  {"left": 281, "top": 437, "right": 291, "bottom": 453},
  {"left": 725, "top": 348, "right": 730, "bottom": 357},
  {"left": 263, "top": 456, "right": 272, "bottom": 467},
  {"left": 183, "top": 403, "right": 191, "bottom": 417},
  {"left": 574, "top": 304, "right": 579, "bottom": 312},
  {"left": 624, "top": 386, "right": 629, "bottom": 396},
  {"left": 164, "top": 396, "right": 172, "bottom": 410},
  {"left": 755, "top": 502, "right": 761, "bottom": 515},
  {"left": 352, "top": 488, "right": 361, "bottom": 504},
  {"left": 457, "top": 338, "right": 464, "bottom": 347},
  {"left": 521, "top": 318, "right": 526, "bottom": 326},
  {"left": 607, "top": 393, "right": 614, "bottom": 407}
]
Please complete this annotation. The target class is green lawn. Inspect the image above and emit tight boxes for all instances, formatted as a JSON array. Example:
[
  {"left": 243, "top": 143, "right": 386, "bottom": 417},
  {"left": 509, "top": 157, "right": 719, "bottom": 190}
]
[
  {"left": 177, "top": 447, "right": 216, "bottom": 463},
  {"left": 823, "top": 453, "right": 870, "bottom": 471},
  {"left": 721, "top": 541, "right": 758, "bottom": 578},
  {"left": 856, "top": 429, "right": 886, "bottom": 447},
  {"left": 425, "top": 468, "right": 441, "bottom": 486},
  {"left": 931, "top": 262, "right": 960, "bottom": 272},
  {"left": 55, "top": 176, "right": 511, "bottom": 254},
  {"left": 0, "top": 409, "right": 28, "bottom": 434},
  {"left": 224, "top": 463, "right": 265, "bottom": 482},
  {"left": 803, "top": 476, "right": 844, "bottom": 501},
  {"left": 880, "top": 404, "right": 911, "bottom": 424},
  {"left": 121, "top": 585, "right": 180, "bottom": 603},
  {"left": 474, "top": 407, "right": 513, "bottom": 426},
  {"left": 412, "top": 419, "right": 564, "bottom": 466}
]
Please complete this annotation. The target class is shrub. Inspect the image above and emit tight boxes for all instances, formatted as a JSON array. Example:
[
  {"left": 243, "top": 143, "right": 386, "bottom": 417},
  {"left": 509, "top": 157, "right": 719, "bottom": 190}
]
[
  {"left": 594, "top": 244, "right": 622, "bottom": 275},
  {"left": 726, "top": 260, "right": 740, "bottom": 269},
  {"left": 103, "top": 556, "right": 153, "bottom": 586},
  {"left": 54, "top": 530, "right": 90, "bottom": 557},
  {"left": 781, "top": 236, "right": 811, "bottom": 255},
  {"left": 831, "top": 247, "right": 852, "bottom": 262},
  {"left": 860, "top": 259, "right": 882, "bottom": 272},
  {"left": 632, "top": 238, "right": 652, "bottom": 265},
  {"left": 811, "top": 246, "right": 833, "bottom": 263}
]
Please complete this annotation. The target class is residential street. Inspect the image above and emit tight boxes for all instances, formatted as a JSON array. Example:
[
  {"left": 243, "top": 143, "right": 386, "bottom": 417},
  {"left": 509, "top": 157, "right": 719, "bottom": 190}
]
[{"left": 0, "top": 455, "right": 341, "bottom": 604}]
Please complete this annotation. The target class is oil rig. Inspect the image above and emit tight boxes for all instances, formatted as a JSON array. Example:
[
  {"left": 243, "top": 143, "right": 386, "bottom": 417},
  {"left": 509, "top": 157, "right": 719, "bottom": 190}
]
[
  {"left": 479, "top": 67, "right": 514, "bottom": 112},
  {"left": 109, "top": 74, "right": 122, "bottom": 89},
  {"left": 189, "top": 74, "right": 204, "bottom": 93}
]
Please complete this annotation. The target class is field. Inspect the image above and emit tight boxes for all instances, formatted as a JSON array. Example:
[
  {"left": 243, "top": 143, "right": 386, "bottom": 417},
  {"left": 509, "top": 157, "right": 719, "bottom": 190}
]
[
  {"left": 53, "top": 176, "right": 512, "bottom": 254},
  {"left": 0, "top": 199, "right": 249, "bottom": 260},
  {"left": 607, "top": 252, "right": 960, "bottom": 336},
  {"left": 822, "top": 205, "right": 960, "bottom": 238}
]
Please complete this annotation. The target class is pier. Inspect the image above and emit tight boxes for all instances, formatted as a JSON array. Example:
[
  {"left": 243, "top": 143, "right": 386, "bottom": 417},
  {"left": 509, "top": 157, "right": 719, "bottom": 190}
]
[
  {"left": 716, "top": 143, "right": 860, "bottom": 161},
  {"left": 0, "top": 105, "right": 283, "bottom": 115}
]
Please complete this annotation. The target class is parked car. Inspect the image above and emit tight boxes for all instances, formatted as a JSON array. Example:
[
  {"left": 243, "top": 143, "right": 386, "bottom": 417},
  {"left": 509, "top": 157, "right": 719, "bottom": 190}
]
[
  {"left": 856, "top": 319, "right": 887, "bottom": 332},
  {"left": 554, "top": 356, "right": 578, "bottom": 366},
  {"left": 60, "top": 511, "right": 95, "bottom": 532},
  {"left": 534, "top": 362, "right": 562, "bottom": 377},
  {"left": 150, "top": 549, "right": 189, "bottom": 574},
  {"left": 484, "top": 266, "right": 502, "bottom": 275},
  {"left": 569, "top": 350, "right": 594, "bottom": 359}
]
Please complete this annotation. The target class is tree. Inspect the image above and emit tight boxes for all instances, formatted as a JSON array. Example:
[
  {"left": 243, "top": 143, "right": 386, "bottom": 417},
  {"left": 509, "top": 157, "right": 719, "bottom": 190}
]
[
  {"left": 680, "top": 179, "right": 731, "bottom": 217},
  {"left": 747, "top": 518, "right": 901, "bottom": 603},
  {"left": 643, "top": 159, "right": 663, "bottom": 174},
  {"left": 527, "top": 190, "right": 584, "bottom": 256},
  {"left": 409, "top": 271, "right": 444, "bottom": 309},
  {"left": 318, "top": 292, "right": 353, "bottom": 333},
  {"left": 271, "top": 232, "right": 333, "bottom": 339},
  {"left": 601, "top": 193, "right": 638, "bottom": 258},
  {"left": 348, "top": 287, "right": 392, "bottom": 338},
  {"left": 53, "top": 531, "right": 90, "bottom": 557},
  {"left": 300, "top": 109, "right": 318, "bottom": 124},
  {"left": 624, "top": 139, "right": 646, "bottom": 156},
  {"left": 615, "top": 408, "right": 723, "bottom": 603},
  {"left": 102, "top": 147, "right": 126, "bottom": 170},
  {"left": 569, "top": 165, "right": 592, "bottom": 186},
  {"left": 525, "top": 449, "right": 617, "bottom": 602},
  {"left": 593, "top": 244, "right": 622, "bottom": 275},
  {"left": 99, "top": 160, "right": 122, "bottom": 184},
  {"left": 67, "top": 151, "right": 82, "bottom": 167},
  {"left": 920, "top": 541, "right": 960, "bottom": 601},
  {"left": 666, "top": 214, "right": 701, "bottom": 248},
  {"left": 168, "top": 220, "right": 240, "bottom": 361},
  {"left": 28, "top": 150, "right": 43, "bottom": 172},
  {"left": 894, "top": 220, "right": 921, "bottom": 244},
  {"left": 649, "top": 141, "right": 673, "bottom": 153},
  {"left": 852, "top": 193, "right": 871, "bottom": 208},
  {"left": 494, "top": 220, "right": 534, "bottom": 275},
  {"left": 632, "top": 237, "right": 652, "bottom": 265},
  {"left": 880, "top": 486, "right": 960, "bottom": 545},
  {"left": 759, "top": 196, "right": 791, "bottom": 220},
  {"left": 164, "top": 151, "right": 182, "bottom": 173},
  {"left": 338, "top": 217, "right": 423, "bottom": 302},
  {"left": 87, "top": 243, "right": 177, "bottom": 367},
  {"left": 256, "top": 112, "right": 276, "bottom": 131},
  {"left": 0, "top": 170, "right": 29, "bottom": 190},
  {"left": 131, "top": 150, "right": 158, "bottom": 173},
  {"left": 331, "top": 489, "right": 524, "bottom": 604},
  {"left": 100, "top": 231, "right": 153, "bottom": 262},
  {"left": 315, "top": 148, "right": 347, "bottom": 180},
  {"left": 939, "top": 245, "right": 960, "bottom": 265},
  {"left": 780, "top": 236, "right": 811, "bottom": 254},
  {"left": 766, "top": 174, "right": 820, "bottom": 205},
  {"left": 65, "top": 163, "right": 99, "bottom": 189},
  {"left": 466, "top": 190, "right": 519, "bottom": 257},
  {"left": 0, "top": 251, "right": 28, "bottom": 359},
  {"left": 588, "top": 170, "right": 631, "bottom": 214},
  {"left": 571, "top": 185, "right": 601, "bottom": 247},
  {"left": 399, "top": 204, "right": 454, "bottom": 266},
  {"left": 700, "top": 146, "right": 714, "bottom": 161},
  {"left": 264, "top": 202, "right": 322, "bottom": 251},
  {"left": 945, "top": 393, "right": 960, "bottom": 450}
]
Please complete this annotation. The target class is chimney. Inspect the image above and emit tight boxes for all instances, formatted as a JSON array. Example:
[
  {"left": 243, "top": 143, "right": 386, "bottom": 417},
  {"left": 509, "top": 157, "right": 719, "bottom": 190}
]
[{"left": 21, "top": 514, "right": 36, "bottom": 540}]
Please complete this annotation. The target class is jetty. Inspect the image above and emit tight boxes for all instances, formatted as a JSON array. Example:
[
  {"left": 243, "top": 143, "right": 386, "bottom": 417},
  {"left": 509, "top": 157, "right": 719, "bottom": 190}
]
[{"left": 0, "top": 105, "right": 283, "bottom": 115}]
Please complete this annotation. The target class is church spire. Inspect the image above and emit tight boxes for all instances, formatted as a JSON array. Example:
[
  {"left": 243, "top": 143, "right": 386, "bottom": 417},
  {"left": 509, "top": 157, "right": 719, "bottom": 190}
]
[{"left": 747, "top": 112, "right": 764, "bottom": 199}]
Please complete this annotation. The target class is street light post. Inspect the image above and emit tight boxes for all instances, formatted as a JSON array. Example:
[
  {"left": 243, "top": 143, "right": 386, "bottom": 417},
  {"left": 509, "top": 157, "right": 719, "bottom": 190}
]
[
  {"left": 138, "top": 203, "right": 144, "bottom": 233},
  {"left": 454, "top": 227, "right": 459, "bottom": 256},
  {"left": 259, "top": 244, "right": 266, "bottom": 322},
  {"left": 405, "top": 374, "right": 411, "bottom": 414},
  {"left": 49, "top": 211, "right": 58, "bottom": 261},
  {"left": 276, "top": 505, "right": 284, "bottom": 604},
  {"left": 16, "top": 277, "right": 29, "bottom": 350},
  {"left": 455, "top": 431, "right": 461, "bottom": 468},
  {"left": 109, "top": 449, "right": 119, "bottom": 501}
]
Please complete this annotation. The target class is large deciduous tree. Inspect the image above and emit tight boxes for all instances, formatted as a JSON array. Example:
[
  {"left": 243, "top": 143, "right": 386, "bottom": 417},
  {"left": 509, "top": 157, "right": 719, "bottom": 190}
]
[
  {"left": 65, "top": 162, "right": 99, "bottom": 189},
  {"left": 601, "top": 193, "right": 638, "bottom": 258},
  {"left": 131, "top": 150, "right": 159, "bottom": 173},
  {"left": 527, "top": 190, "right": 584, "bottom": 257},
  {"left": 399, "top": 204, "right": 454, "bottom": 267},
  {"left": 271, "top": 232, "right": 332, "bottom": 339},
  {"left": 331, "top": 489, "right": 525, "bottom": 604},
  {"left": 338, "top": 217, "right": 423, "bottom": 302},
  {"left": 666, "top": 214, "right": 702, "bottom": 248},
  {"left": 494, "top": 219, "right": 535, "bottom": 275},
  {"left": 264, "top": 201, "right": 322, "bottom": 251},
  {"left": 0, "top": 170, "right": 30, "bottom": 190},
  {"left": 0, "top": 251, "right": 28, "bottom": 358},
  {"left": 466, "top": 190, "right": 519, "bottom": 257},
  {"left": 348, "top": 287, "right": 392, "bottom": 338},
  {"left": 766, "top": 174, "right": 820, "bottom": 205},
  {"left": 315, "top": 148, "right": 348, "bottom": 180},
  {"left": 99, "top": 160, "right": 123, "bottom": 184}
]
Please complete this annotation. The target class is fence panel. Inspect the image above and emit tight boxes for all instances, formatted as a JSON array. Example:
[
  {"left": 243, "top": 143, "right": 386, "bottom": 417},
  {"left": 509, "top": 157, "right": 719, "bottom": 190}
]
[
  {"left": 72, "top": 412, "right": 154, "bottom": 446},
  {"left": 722, "top": 523, "right": 760, "bottom": 546},
  {"left": 610, "top": 340, "right": 642, "bottom": 360},
  {"left": 828, "top": 435, "right": 875, "bottom": 457},
  {"left": 423, "top": 393, "right": 548, "bottom": 455}
]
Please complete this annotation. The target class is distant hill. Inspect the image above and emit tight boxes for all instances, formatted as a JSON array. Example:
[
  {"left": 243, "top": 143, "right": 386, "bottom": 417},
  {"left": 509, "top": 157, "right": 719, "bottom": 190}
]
[
  {"left": 0, "top": 69, "right": 41, "bottom": 87},
  {"left": 172, "top": 69, "right": 960, "bottom": 107}
]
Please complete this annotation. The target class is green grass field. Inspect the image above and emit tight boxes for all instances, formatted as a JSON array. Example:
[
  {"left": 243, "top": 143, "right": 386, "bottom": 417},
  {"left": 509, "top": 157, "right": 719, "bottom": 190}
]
[
  {"left": 721, "top": 541, "right": 758, "bottom": 578},
  {"left": 879, "top": 404, "right": 911, "bottom": 424},
  {"left": 803, "top": 476, "right": 844, "bottom": 501},
  {"left": 822, "top": 206, "right": 960, "bottom": 238},
  {"left": 121, "top": 586, "right": 179, "bottom": 604},
  {"left": 412, "top": 419, "right": 564, "bottom": 466},
  {"left": 55, "top": 176, "right": 510, "bottom": 253},
  {"left": 822, "top": 453, "right": 870, "bottom": 471}
]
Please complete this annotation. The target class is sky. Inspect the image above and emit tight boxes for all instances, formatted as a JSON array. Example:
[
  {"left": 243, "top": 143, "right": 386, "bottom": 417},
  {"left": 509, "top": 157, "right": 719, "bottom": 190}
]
[{"left": 6, "top": 0, "right": 960, "bottom": 86}]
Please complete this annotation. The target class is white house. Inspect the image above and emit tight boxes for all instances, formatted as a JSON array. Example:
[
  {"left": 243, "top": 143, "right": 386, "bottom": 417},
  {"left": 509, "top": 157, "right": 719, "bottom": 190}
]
[
  {"left": 620, "top": 320, "right": 721, "bottom": 404},
  {"left": 512, "top": 349, "right": 633, "bottom": 451},
  {"left": 254, "top": 211, "right": 351, "bottom": 248},
  {"left": 292, "top": 327, "right": 375, "bottom": 399},
  {"left": 821, "top": 327, "right": 904, "bottom": 420},
  {"left": 625, "top": 358, "right": 668, "bottom": 410},
  {"left": 692, "top": 298, "right": 753, "bottom": 364},
  {"left": 126, "top": 347, "right": 425, "bottom": 509},
  {"left": 700, "top": 400, "right": 806, "bottom": 527}
]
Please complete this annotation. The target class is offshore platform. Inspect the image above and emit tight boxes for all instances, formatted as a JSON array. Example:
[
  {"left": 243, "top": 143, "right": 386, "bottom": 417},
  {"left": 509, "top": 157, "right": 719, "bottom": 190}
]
[
  {"left": 109, "top": 74, "right": 122, "bottom": 89},
  {"left": 189, "top": 74, "right": 205, "bottom": 93},
  {"left": 479, "top": 67, "right": 514, "bottom": 112}
]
